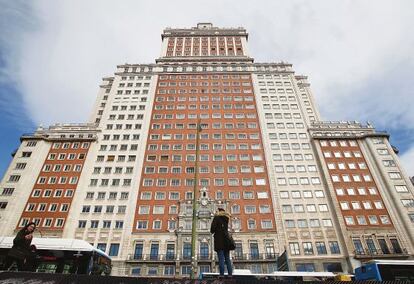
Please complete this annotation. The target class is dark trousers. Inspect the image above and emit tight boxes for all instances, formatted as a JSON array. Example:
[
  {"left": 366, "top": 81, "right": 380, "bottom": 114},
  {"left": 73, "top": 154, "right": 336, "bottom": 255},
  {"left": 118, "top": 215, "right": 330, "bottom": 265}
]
[
  {"left": 3, "top": 256, "right": 26, "bottom": 271},
  {"left": 217, "top": 250, "right": 233, "bottom": 276}
]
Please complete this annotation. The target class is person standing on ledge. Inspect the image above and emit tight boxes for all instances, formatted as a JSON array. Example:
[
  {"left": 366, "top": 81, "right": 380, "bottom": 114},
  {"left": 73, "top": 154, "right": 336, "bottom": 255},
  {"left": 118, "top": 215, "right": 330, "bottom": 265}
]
[
  {"left": 3, "top": 222, "right": 36, "bottom": 271},
  {"left": 210, "top": 208, "right": 233, "bottom": 277}
]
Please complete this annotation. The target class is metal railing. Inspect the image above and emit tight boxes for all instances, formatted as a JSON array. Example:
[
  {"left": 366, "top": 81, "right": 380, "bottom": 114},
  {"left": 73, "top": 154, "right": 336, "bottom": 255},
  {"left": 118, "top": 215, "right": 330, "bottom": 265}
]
[
  {"left": 354, "top": 247, "right": 408, "bottom": 257},
  {"left": 128, "top": 254, "right": 176, "bottom": 261},
  {"left": 233, "top": 253, "right": 277, "bottom": 261},
  {"left": 127, "top": 254, "right": 211, "bottom": 261},
  {"left": 127, "top": 252, "right": 277, "bottom": 262}
]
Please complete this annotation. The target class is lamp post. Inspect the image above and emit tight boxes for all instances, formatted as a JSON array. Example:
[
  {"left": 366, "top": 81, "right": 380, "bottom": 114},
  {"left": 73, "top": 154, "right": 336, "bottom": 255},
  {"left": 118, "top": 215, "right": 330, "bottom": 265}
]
[{"left": 190, "top": 119, "right": 202, "bottom": 279}]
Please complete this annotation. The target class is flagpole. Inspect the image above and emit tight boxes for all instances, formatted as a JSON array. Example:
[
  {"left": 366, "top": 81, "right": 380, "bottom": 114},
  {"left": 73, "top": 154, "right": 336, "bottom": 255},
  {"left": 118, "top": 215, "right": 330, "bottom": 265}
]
[{"left": 190, "top": 119, "right": 201, "bottom": 279}]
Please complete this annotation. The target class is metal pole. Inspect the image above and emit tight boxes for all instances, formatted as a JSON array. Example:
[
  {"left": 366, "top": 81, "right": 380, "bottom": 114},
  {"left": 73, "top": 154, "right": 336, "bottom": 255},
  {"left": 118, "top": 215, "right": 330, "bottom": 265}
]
[{"left": 190, "top": 119, "right": 201, "bottom": 279}]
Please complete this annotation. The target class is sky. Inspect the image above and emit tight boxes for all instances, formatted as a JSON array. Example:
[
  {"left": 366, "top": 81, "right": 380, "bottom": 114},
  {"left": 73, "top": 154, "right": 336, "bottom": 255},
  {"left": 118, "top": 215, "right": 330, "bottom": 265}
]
[{"left": 0, "top": 0, "right": 413, "bottom": 177}]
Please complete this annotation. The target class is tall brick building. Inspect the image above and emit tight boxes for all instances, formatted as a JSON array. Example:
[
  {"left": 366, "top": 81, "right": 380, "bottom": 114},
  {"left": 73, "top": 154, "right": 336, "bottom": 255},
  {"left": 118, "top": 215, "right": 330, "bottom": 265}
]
[{"left": 1, "top": 23, "right": 413, "bottom": 276}]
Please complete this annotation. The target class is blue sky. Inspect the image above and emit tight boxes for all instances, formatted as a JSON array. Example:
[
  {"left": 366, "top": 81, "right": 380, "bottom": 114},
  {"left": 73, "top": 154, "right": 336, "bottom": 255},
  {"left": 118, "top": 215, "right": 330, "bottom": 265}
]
[
  {"left": 0, "top": 82, "right": 36, "bottom": 176},
  {"left": 1, "top": 0, "right": 413, "bottom": 177}
]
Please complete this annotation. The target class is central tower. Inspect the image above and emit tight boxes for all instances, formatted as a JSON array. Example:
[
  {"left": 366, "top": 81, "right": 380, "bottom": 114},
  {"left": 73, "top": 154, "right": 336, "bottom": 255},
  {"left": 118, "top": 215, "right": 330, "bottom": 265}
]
[
  {"left": 131, "top": 23, "right": 279, "bottom": 276},
  {"left": 158, "top": 23, "right": 252, "bottom": 62}
]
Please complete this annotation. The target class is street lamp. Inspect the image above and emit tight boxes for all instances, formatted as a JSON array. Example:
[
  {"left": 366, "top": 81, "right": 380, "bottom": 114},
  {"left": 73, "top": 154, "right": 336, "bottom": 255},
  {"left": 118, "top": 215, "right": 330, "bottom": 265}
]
[{"left": 190, "top": 119, "right": 202, "bottom": 279}]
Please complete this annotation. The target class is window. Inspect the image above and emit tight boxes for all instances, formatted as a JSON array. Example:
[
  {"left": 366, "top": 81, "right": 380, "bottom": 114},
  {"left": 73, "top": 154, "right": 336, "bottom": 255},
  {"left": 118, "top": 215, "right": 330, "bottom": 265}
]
[
  {"left": 90, "top": 220, "right": 99, "bottom": 228},
  {"left": 331, "top": 175, "right": 340, "bottom": 182},
  {"left": 136, "top": 221, "right": 148, "bottom": 229},
  {"left": 138, "top": 206, "right": 150, "bottom": 215},
  {"left": 298, "top": 219, "right": 308, "bottom": 228},
  {"left": 323, "top": 262, "right": 343, "bottom": 273},
  {"left": 380, "top": 215, "right": 390, "bottom": 224},
  {"left": 1, "top": 188, "right": 14, "bottom": 196},
  {"left": 164, "top": 265, "right": 175, "bottom": 276},
  {"left": 377, "top": 149, "right": 389, "bottom": 155},
  {"left": 261, "top": 220, "right": 273, "bottom": 229},
  {"left": 247, "top": 219, "right": 256, "bottom": 229},
  {"left": 395, "top": 185, "right": 408, "bottom": 193},
  {"left": 374, "top": 201, "right": 383, "bottom": 209},
  {"left": 334, "top": 188, "right": 344, "bottom": 196},
  {"left": 15, "top": 163, "right": 27, "bottom": 170},
  {"left": 316, "top": 242, "right": 327, "bottom": 255},
  {"left": 402, "top": 199, "right": 414, "bottom": 207},
  {"left": 383, "top": 160, "right": 396, "bottom": 167},
  {"left": 322, "top": 219, "right": 333, "bottom": 227},
  {"left": 309, "top": 219, "right": 320, "bottom": 228},
  {"left": 356, "top": 216, "right": 366, "bottom": 225},
  {"left": 344, "top": 216, "right": 354, "bottom": 225},
  {"left": 329, "top": 241, "right": 340, "bottom": 254},
  {"left": 102, "top": 220, "right": 111, "bottom": 229},
  {"left": 319, "top": 204, "right": 329, "bottom": 212},
  {"left": 0, "top": 202, "right": 8, "bottom": 209},
  {"left": 245, "top": 205, "right": 256, "bottom": 214},
  {"left": 182, "top": 242, "right": 191, "bottom": 260},
  {"left": 352, "top": 202, "right": 361, "bottom": 210},
  {"left": 365, "top": 238, "right": 377, "bottom": 254},
  {"left": 303, "top": 242, "right": 314, "bottom": 255},
  {"left": 315, "top": 190, "right": 324, "bottom": 198},
  {"left": 22, "top": 151, "right": 32, "bottom": 158},
  {"left": 368, "top": 215, "right": 378, "bottom": 224},
  {"left": 155, "top": 192, "right": 166, "bottom": 200},
  {"left": 357, "top": 188, "right": 366, "bottom": 195},
  {"left": 289, "top": 243, "right": 300, "bottom": 255},
  {"left": 249, "top": 242, "right": 259, "bottom": 259},
  {"left": 296, "top": 263, "right": 316, "bottom": 272},
  {"left": 181, "top": 265, "right": 191, "bottom": 276},
  {"left": 353, "top": 239, "right": 365, "bottom": 254},
  {"left": 199, "top": 242, "right": 209, "bottom": 260},
  {"left": 153, "top": 205, "right": 164, "bottom": 214},
  {"left": 389, "top": 172, "right": 402, "bottom": 179},
  {"left": 340, "top": 202, "right": 350, "bottom": 210},
  {"left": 390, "top": 238, "right": 403, "bottom": 253},
  {"left": 109, "top": 244, "right": 120, "bottom": 256},
  {"left": 9, "top": 175, "right": 21, "bottom": 182},
  {"left": 153, "top": 220, "right": 161, "bottom": 229},
  {"left": 78, "top": 220, "right": 86, "bottom": 228},
  {"left": 363, "top": 175, "right": 372, "bottom": 182},
  {"left": 362, "top": 201, "right": 372, "bottom": 209}
]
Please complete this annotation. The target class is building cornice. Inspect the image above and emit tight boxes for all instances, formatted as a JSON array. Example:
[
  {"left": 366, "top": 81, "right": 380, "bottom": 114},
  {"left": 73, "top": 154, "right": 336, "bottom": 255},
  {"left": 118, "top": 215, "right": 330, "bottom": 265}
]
[
  {"left": 156, "top": 56, "right": 254, "bottom": 63},
  {"left": 309, "top": 121, "right": 390, "bottom": 140},
  {"left": 20, "top": 123, "right": 100, "bottom": 142},
  {"left": 161, "top": 23, "right": 248, "bottom": 39}
]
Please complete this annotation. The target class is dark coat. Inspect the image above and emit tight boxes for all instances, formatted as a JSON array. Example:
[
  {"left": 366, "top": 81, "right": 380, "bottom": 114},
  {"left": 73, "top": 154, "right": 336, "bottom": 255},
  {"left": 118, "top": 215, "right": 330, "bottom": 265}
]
[
  {"left": 210, "top": 211, "right": 231, "bottom": 252},
  {"left": 12, "top": 229, "right": 32, "bottom": 252}
]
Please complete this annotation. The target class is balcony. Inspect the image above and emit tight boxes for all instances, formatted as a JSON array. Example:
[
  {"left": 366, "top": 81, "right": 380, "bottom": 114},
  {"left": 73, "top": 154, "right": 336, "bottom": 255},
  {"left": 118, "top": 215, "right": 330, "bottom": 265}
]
[
  {"left": 232, "top": 253, "right": 278, "bottom": 262},
  {"left": 126, "top": 253, "right": 277, "bottom": 263},
  {"left": 127, "top": 254, "right": 177, "bottom": 262},
  {"left": 354, "top": 248, "right": 409, "bottom": 259},
  {"left": 177, "top": 254, "right": 215, "bottom": 262},
  {"left": 126, "top": 254, "right": 211, "bottom": 262}
]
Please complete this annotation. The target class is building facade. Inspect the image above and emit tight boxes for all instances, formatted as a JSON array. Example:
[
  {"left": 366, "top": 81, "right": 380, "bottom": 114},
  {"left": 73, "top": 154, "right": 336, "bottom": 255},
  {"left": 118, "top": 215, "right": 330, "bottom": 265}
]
[{"left": 1, "top": 23, "right": 413, "bottom": 276}]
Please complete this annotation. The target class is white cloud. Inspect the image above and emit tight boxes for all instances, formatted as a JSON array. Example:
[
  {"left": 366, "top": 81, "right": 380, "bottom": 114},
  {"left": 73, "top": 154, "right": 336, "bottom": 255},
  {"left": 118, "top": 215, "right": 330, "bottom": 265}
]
[
  {"left": 7, "top": 0, "right": 414, "bottom": 124},
  {"left": 400, "top": 146, "right": 414, "bottom": 177},
  {"left": 2, "top": 0, "right": 414, "bottom": 172}
]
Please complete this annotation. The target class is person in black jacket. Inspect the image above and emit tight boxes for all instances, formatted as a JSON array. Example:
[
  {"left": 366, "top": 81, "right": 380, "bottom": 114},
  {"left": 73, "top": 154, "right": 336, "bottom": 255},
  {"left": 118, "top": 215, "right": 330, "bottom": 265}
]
[
  {"left": 210, "top": 208, "right": 233, "bottom": 276},
  {"left": 3, "top": 222, "right": 36, "bottom": 271}
]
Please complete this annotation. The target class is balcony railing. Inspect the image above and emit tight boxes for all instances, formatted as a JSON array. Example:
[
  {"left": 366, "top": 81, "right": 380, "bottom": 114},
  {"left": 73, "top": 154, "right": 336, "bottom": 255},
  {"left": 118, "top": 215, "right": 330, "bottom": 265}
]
[
  {"left": 233, "top": 253, "right": 277, "bottom": 261},
  {"left": 127, "top": 253, "right": 277, "bottom": 262},
  {"left": 128, "top": 254, "right": 177, "bottom": 261},
  {"left": 127, "top": 254, "right": 210, "bottom": 261},
  {"left": 354, "top": 248, "right": 409, "bottom": 258}
]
